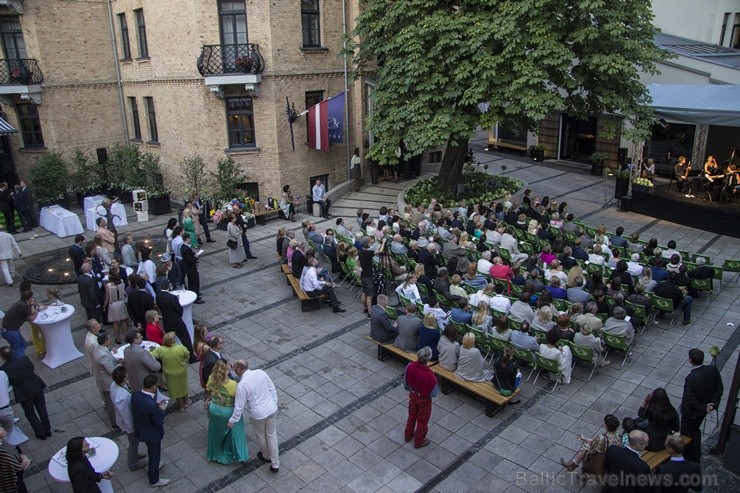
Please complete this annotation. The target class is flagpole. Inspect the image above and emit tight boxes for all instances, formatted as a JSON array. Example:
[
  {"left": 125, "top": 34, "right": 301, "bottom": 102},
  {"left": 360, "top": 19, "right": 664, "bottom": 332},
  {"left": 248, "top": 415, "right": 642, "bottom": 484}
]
[{"left": 342, "top": 0, "right": 351, "bottom": 182}]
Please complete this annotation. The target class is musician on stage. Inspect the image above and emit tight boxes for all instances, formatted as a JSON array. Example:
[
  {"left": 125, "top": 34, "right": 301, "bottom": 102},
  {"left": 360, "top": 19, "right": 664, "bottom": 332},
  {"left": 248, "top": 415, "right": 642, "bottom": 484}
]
[
  {"left": 643, "top": 158, "right": 656, "bottom": 182},
  {"left": 703, "top": 155, "right": 719, "bottom": 175},
  {"left": 674, "top": 156, "right": 690, "bottom": 193}
]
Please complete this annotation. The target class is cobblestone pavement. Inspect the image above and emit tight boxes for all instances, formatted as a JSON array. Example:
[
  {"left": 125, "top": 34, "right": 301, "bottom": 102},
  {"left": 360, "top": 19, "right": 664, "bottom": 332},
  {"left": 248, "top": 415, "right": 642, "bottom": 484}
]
[{"left": 3, "top": 142, "right": 739, "bottom": 492}]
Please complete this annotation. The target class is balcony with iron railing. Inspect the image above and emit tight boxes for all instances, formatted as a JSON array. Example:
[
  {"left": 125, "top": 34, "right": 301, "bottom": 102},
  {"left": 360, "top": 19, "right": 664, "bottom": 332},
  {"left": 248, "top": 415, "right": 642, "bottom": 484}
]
[
  {"left": 197, "top": 44, "right": 264, "bottom": 96},
  {"left": 0, "top": 58, "right": 44, "bottom": 102}
]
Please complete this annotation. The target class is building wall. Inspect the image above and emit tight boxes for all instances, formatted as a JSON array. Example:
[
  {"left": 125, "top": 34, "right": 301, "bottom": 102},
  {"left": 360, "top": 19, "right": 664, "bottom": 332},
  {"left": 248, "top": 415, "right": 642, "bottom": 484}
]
[{"left": 652, "top": 0, "right": 740, "bottom": 46}]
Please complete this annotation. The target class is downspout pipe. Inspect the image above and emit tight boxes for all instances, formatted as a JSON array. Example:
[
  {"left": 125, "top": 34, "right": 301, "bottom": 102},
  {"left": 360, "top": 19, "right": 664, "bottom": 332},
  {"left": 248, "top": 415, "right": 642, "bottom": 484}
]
[{"left": 107, "top": 0, "right": 129, "bottom": 144}]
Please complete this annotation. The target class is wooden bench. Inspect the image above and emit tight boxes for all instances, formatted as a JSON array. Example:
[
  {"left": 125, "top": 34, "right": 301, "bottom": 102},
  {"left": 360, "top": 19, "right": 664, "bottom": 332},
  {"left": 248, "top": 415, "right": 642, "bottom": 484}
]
[
  {"left": 641, "top": 436, "right": 691, "bottom": 471},
  {"left": 280, "top": 263, "right": 292, "bottom": 285},
  {"left": 366, "top": 336, "right": 418, "bottom": 363},
  {"left": 255, "top": 209, "right": 282, "bottom": 225},
  {"left": 429, "top": 364, "right": 520, "bottom": 417},
  {"left": 285, "top": 273, "right": 327, "bottom": 312}
]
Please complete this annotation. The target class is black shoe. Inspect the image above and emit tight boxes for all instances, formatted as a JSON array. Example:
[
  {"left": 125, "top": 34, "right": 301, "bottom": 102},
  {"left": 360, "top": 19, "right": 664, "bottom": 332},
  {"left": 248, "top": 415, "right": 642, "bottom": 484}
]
[
  {"left": 36, "top": 434, "right": 47, "bottom": 440},
  {"left": 194, "top": 299, "right": 205, "bottom": 304},
  {"left": 247, "top": 256, "right": 258, "bottom": 259},
  {"left": 207, "top": 240, "right": 216, "bottom": 243},
  {"left": 333, "top": 307, "right": 346, "bottom": 313},
  {"left": 270, "top": 466, "right": 279, "bottom": 474},
  {"left": 257, "top": 452, "right": 271, "bottom": 463},
  {"left": 188, "top": 356, "right": 198, "bottom": 364},
  {"left": 46, "top": 431, "right": 53, "bottom": 437}
]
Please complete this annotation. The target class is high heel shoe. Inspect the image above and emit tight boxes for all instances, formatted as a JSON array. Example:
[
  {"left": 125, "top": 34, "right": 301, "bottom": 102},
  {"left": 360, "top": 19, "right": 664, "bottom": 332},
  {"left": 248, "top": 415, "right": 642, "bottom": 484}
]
[{"left": 560, "top": 458, "right": 577, "bottom": 471}]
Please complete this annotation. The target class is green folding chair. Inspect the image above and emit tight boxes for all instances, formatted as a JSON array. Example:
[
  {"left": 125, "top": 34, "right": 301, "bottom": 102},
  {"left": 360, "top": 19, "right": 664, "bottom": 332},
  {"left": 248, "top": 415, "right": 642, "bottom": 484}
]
[
  {"left": 510, "top": 283, "right": 523, "bottom": 298},
  {"left": 552, "top": 298, "right": 566, "bottom": 312},
  {"left": 385, "top": 305, "right": 398, "bottom": 321},
  {"left": 509, "top": 344, "right": 534, "bottom": 381},
  {"left": 531, "top": 328, "right": 547, "bottom": 344},
  {"left": 506, "top": 315, "right": 522, "bottom": 331},
  {"left": 691, "top": 278, "right": 713, "bottom": 305},
  {"left": 651, "top": 294, "right": 677, "bottom": 328},
  {"left": 722, "top": 258, "right": 740, "bottom": 284},
  {"left": 568, "top": 342, "right": 598, "bottom": 381},
  {"left": 417, "top": 283, "right": 429, "bottom": 297},
  {"left": 626, "top": 301, "right": 648, "bottom": 334},
  {"left": 603, "top": 332, "right": 633, "bottom": 368},
  {"left": 520, "top": 242, "right": 535, "bottom": 255},
  {"left": 532, "top": 353, "right": 562, "bottom": 393},
  {"left": 710, "top": 265, "right": 724, "bottom": 293}
]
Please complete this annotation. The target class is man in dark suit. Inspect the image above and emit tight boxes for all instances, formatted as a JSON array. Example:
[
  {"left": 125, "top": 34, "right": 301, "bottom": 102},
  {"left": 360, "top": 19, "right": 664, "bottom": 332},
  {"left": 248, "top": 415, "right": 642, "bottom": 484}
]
[
  {"left": 13, "top": 180, "right": 33, "bottom": 232},
  {"left": 68, "top": 234, "right": 86, "bottom": 276},
  {"left": 131, "top": 374, "right": 170, "bottom": 487},
  {"left": 155, "top": 280, "right": 196, "bottom": 363},
  {"left": 680, "top": 348, "right": 723, "bottom": 463},
  {"left": 291, "top": 243, "right": 306, "bottom": 279},
  {"left": 603, "top": 429, "right": 651, "bottom": 493},
  {"left": 653, "top": 434, "right": 702, "bottom": 493},
  {"left": 127, "top": 277, "right": 155, "bottom": 333},
  {"left": 418, "top": 244, "right": 438, "bottom": 279},
  {"left": 192, "top": 193, "right": 214, "bottom": 243},
  {"left": 201, "top": 336, "right": 226, "bottom": 390},
  {"left": 369, "top": 294, "right": 398, "bottom": 344},
  {"left": 0, "top": 346, "right": 51, "bottom": 440},
  {"left": 78, "top": 263, "right": 102, "bottom": 322},
  {"left": 180, "top": 242, "right": 204, "bottom": 303},
  {"left": 0, "top": 181, "right": 17, "bottom": 234}
]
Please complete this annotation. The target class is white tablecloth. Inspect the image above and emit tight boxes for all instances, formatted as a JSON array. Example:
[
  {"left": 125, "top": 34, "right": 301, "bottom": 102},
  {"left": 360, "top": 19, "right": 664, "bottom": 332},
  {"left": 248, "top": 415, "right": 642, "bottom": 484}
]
[
  {"left": 174, "top": 289, "right": 197, "bottom": 344},
  {"left": 83, "top": 195, "right": 106, "bottom": 211},
  {"left": 39, "top": 206, "right": 85, "bottom": 238},
  {"left": 34, "top": 304, "right": 82, "bottom": 369},
  {"left": 86, "top": 203, "right": 127, "bottom": 231}
]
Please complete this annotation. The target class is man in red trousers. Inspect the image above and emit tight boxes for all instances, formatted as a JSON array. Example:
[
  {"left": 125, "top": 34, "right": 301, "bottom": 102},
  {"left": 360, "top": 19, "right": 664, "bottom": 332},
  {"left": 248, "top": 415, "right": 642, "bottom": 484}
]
[{"left": 404, "top": 346, "right": 438, "bottom": 448}]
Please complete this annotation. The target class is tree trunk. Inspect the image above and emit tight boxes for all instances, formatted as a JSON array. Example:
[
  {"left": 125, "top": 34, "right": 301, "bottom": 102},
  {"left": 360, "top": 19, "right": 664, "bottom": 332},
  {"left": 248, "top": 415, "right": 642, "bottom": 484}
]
[{"left": 436, "top": 138, "right": 469, "bottom": 195}]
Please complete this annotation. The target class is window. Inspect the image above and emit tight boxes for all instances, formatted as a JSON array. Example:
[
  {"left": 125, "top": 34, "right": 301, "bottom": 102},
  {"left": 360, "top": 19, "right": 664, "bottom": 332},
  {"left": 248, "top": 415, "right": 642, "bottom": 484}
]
[
  {"left": 301, "top": 0, "right": 321, "bottom": 48},
  {"left": 219, "top": 1, "right": 248, "bottom": 71},
  {"left": 129, "top": 97, "right": 141, "bottom": 140},
  {"left": 134, "top": 9, "right": 148, "bottom": 58},
  {"left": 304, "top": 90, "right": 323, "bottom": 142},
  {"left": 144, "top": 97, "right": 158, "bottom": 143},
  {"left": 15, "top": 103, "right": 44, "bottom": 148},
  {"left": 720, "top": 12, "right": 731, "bottom": 46},
  {"left": 226, "top": 97, "right": 255, "bottom": 147},
  {"left": 0, "top": 16, "right": 27, "bottom": 60},
  {"left": 118, "top": 13, "right": 131, "bottom": 60},
  {"left": 732, "top": 13, "right": 740, "bottom": 49}
]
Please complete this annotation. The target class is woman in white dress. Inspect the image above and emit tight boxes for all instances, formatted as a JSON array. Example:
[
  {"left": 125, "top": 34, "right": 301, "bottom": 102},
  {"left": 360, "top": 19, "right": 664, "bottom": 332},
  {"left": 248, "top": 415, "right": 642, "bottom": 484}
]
[
  {"left": 395, "top": 274, "right": 421, "bottom": 303},
  {"left": 279, "top": 184, "right": 297, "bottom": 222},
  {"left": 539, "top": 328, "right": 572, "bottom": 384}
]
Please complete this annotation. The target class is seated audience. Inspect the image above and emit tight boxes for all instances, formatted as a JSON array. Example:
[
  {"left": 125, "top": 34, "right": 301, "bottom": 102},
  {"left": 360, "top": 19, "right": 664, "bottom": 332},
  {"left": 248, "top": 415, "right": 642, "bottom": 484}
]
[
  {"left": 394, "top": 304, "right": 422, "bottom": 352},
  {"left": 454, "top": 333, "right": 492, "bottom": 382},
  {"left": 573, "top": 324, "right": 609, "bottom": 367},
  {"left": 539, "top": 328, "right": 572, "bottom": 384},
  {"left": 436, "top": 325, "right": 460, "bottom": 372},
  {"left": 560, "top": 414, "right": 621, "bottom": 473},
  {"left": 418, "top": 313, "right": 441, "bottom": 361}
]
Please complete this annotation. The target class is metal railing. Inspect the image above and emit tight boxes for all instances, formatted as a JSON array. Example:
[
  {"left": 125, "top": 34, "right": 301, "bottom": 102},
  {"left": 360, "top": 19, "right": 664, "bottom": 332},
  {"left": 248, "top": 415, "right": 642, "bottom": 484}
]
[
  {"left": 0, "top": 58, "right": 43, "bottom": 85},
  {"left": 197, "top": 44, "right": 264, "bottom": 76}
]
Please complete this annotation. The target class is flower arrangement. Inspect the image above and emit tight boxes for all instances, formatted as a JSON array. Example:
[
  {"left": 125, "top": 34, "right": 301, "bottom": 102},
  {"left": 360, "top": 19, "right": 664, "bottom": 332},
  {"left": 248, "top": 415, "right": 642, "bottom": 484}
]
[
  {"left": 235, "top": 55, "right": 254, "bottom": 73},
  {"left": 9, "top": 67, "right": 22, "bottom": 79},
  {"left": 210, "top": 197, "right": 256, "bottom": 224}
]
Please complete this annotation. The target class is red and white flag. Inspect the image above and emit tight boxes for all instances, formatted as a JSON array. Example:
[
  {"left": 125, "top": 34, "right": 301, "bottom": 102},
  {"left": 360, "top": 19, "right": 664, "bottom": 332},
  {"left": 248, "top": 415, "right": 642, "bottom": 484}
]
[{"left": 307, "top": 99, "right": 330, "bottom": 151}]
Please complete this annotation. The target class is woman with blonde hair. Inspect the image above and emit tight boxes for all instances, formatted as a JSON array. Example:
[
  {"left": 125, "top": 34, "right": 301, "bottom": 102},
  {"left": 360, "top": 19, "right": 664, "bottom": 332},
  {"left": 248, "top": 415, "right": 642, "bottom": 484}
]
[
  {"left": 206, "top": 360, "right": 249, "bottom": 464},
  {"left": 144, "top": 309, "right": 164, "bottom": 345},
  {"left": 455, "top": 332, "right": 492, "bottom": 382},
  {"left": 566, "top": 264, "right": 585, "bottom": 288},
  {"left": 471, "top": 300, "right": 492, "bottom": 333},
  {"left": 152, "top": 332, "right": 191, "bottom": 411},
  {"left": 532, "top": 305, "right": 556, "bottom": 332}
]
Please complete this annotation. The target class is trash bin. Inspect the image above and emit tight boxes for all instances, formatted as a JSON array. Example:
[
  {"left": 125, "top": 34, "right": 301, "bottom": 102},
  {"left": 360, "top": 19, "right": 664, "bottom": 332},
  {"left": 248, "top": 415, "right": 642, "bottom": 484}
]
[{"left": 305, "top": 195, "right": 314, "bottom": 214}]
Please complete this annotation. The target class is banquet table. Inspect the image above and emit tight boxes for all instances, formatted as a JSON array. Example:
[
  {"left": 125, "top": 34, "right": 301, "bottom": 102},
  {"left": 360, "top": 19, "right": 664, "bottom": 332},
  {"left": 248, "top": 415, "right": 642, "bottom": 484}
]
[
  {"left": 39, "top": 206, "right": 85, "bottom": 238},
  {"left": 86, "top": 202, "right": 128, "bottom": 231},
  {"left": 113, "top": 341, "right": 160, "bottom": 361},
  {"left": 174, "top": 289, "right": 197, "bottom": 344},
  {"left": 34, "top": 304, "right": 82, "bottom": 369},
  {"left": 48, "top": 437, "right": 119, "bottom": 493}
]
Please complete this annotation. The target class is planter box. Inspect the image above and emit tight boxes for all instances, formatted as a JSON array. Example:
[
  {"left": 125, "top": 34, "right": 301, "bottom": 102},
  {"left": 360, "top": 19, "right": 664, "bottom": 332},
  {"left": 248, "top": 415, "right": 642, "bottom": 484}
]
[
  {"left": 614, "top": 177, "right": 630, "bottom": 200},
  {"left": 530, "top": 148, "right": 545, "bottom": 162},
  {"left": 246, "top": 217, "right": 255, "bottom": 229},
  {"left": 147, "top": 195, "right": 172, "bottom": 215},
  {"left": 632, "top": 184, "right": 654, "bottom": 195}
]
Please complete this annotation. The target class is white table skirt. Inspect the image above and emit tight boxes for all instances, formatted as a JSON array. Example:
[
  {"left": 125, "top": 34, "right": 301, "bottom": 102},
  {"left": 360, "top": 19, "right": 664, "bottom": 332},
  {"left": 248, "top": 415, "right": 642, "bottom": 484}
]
[
  {"left": 39, "top": 206, "right": 85, "bottom": 238},
  {"left": 86, "top": 203, "right": 127, "bottom": 231},
  {"left": 174, "top": 289, "right": 197, "bottom": 344},
  {"left": 48, "top": 437, "right": 119, "bottom": 493},
  {"left": 34, "top": 304, "right": 82, "bottom": 369},
  {"left": 83, "top": 195, "right": 106, "bottom": 211}
]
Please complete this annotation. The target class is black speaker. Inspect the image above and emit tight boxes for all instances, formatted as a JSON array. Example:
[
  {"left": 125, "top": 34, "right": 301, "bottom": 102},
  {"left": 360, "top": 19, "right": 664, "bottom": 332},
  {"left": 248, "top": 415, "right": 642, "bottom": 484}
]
[
  {"left": 96, "top": 147, "right": 108, "bottom": 165},
  {"left": 617, "top": 147, "right": 628, "bottom": 166}
]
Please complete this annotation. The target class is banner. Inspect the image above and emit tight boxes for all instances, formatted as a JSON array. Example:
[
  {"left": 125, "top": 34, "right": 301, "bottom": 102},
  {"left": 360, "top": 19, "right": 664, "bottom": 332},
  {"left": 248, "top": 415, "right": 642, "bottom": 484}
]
[{"left": 306, "top": 91, "right": 345, "bottom": 151}]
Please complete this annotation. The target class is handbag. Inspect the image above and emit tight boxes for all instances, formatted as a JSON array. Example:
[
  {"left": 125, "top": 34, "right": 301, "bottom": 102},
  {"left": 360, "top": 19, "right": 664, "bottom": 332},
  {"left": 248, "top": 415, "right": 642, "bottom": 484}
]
[
  {"left": 226, "top": 239, "right": 237, "bottom": 249},
  {"left": 492, "top": 358, "right": 513, "bottom": 396},
  {"left": 582, "top": 451, "right": 606, "bottom": 475}
]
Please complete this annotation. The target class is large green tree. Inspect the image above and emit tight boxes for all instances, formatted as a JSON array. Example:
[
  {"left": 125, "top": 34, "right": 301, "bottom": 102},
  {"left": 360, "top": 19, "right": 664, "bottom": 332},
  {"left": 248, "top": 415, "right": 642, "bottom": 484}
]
[{"left": 348, "top": 0, "right": 667, "bottom": 193}]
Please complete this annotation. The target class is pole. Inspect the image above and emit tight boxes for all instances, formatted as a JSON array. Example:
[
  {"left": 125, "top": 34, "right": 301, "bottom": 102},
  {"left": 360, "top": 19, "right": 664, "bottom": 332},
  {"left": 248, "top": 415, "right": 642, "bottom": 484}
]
[
  {"left": 342, "top": 0, "right": 351, "bottom": 182},
  {"left": 710, "top": 351, "right": 740, "bottom": 455},
  {"left": 107, "top": 0, "right": 129, "bottom": 144}
]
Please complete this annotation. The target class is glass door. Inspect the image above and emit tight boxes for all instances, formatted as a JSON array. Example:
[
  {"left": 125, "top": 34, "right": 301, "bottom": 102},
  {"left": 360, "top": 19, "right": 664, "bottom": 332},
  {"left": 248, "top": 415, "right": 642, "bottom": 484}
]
[{"left": 219, "top": 1, "right": 248, "bottom": 72}]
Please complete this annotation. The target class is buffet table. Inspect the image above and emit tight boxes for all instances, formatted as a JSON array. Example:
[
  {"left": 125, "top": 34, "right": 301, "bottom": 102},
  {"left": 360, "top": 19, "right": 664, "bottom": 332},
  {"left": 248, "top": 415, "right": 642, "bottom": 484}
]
[
  {"left": 34, "top": 304, "right": 82, "bottom": 369},
  {"left": 39, "top": 206, "right": 84, "bottom": 238},
  {"left": 48, "top": 437, "right": 119, "bottom": 493},
  {"left": 85, "top": 203, "right": 127, "bottom": 231}
]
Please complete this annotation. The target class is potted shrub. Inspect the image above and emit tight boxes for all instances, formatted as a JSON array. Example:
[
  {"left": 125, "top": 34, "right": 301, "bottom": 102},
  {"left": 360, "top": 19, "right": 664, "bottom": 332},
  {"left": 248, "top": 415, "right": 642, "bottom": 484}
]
[
  {"left": 105, "top": 143, "right": 145, "bottom": 202},
  {"left": 30, "top": 152, "right": 70, "bottom": 208},
  {"left": 590, "top": 152, "right": 606, "bottom": 176},
  {"left": 530, "top": 144, "right": 545, "bottom": 162},
  {"left": 235, "top": 55, "right": 254, "bottom": 73},
  {"left": 69, "top": 150, "right": 104, "bottom": 207},
  {"left": 211, "top": 156, "right": 248, "bottom": 203}
]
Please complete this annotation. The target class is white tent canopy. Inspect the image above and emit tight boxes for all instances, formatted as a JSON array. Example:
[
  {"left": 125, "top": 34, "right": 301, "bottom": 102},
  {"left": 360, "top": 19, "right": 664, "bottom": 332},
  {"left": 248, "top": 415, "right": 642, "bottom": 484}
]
[{"left": 648, "top": 84, "right": 740, "bottom": 127}]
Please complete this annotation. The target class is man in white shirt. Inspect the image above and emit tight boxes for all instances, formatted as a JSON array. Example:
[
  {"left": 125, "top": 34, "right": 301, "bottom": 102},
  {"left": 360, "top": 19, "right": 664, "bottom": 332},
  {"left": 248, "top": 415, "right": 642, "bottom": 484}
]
[
  {"left": 311, "top": 179, "right": 331, "bottom": 218},
  {"left": 0, "top": 369, "right": 28, "bottom": 444},
  {"left": 110, "top": 366, "right": 148, "bottom": 470},
  {"left": 84, "top": 319, "right": 102, "bottom": 377},
  {"left": 626, "top": 253, "right": 643, "bottom": 277},
  {"left": 228, "top": 360, "right": 280, "bottom": 473},
  {"left": 477, "top": 251, "right": 494, "bottom": 275},
  {"left": 0, "top": 224, "right": 21, "bottom": 287},
  {"left": 489, "top": 284, "right": 511, "bottom": 313},
  {"left": 299, "top": 257, "right": 346, "bottom": 313}
]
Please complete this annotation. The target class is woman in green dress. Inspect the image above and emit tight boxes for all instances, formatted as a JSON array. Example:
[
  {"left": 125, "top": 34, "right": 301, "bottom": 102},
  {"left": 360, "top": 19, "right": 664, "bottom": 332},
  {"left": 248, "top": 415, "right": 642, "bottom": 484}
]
[
  {"left": 206, "top": 360, "right": 249, "bottom": 464},
  {"left": 182, "top": 207, "right": 198, "bottom": 249},
  {"left": 151, "top": 332, "right": 191, "bottom": 411}
]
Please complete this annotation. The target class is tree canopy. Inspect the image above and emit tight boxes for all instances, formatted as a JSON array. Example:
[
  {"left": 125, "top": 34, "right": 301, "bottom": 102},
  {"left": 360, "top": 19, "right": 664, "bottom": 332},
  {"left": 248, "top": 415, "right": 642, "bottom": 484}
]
[{"left": 348, "top": 0, "right": 667, "bottom": 192}]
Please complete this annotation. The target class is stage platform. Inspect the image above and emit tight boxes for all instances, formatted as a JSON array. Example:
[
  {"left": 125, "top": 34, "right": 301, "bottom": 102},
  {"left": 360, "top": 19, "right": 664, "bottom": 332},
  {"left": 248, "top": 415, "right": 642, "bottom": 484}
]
[{"left": 629, "top": 183, "right": 739, "bottom": 238}]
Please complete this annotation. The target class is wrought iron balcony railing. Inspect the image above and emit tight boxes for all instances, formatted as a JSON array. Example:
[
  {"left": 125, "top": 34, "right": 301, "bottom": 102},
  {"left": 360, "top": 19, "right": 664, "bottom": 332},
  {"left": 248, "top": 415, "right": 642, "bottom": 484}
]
[
  {"left": 197, "top": 44, "right": 264, "bottom": 76},
  {"left": 0, "top": 58, "right": 43, "bottom": 85}
]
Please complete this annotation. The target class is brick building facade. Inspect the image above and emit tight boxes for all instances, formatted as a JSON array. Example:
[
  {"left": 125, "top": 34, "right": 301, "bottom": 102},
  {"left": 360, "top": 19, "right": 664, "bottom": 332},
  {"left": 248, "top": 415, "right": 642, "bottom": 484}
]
[{"left": 0, "top": 0, "right": 368, "bottom": 204}]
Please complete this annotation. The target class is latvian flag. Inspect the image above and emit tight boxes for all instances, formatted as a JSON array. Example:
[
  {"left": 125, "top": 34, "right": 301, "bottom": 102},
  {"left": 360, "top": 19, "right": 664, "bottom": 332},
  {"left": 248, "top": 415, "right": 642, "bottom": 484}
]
[{"left": 307, "top": 91, "right": 345, "bottom": 151}]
